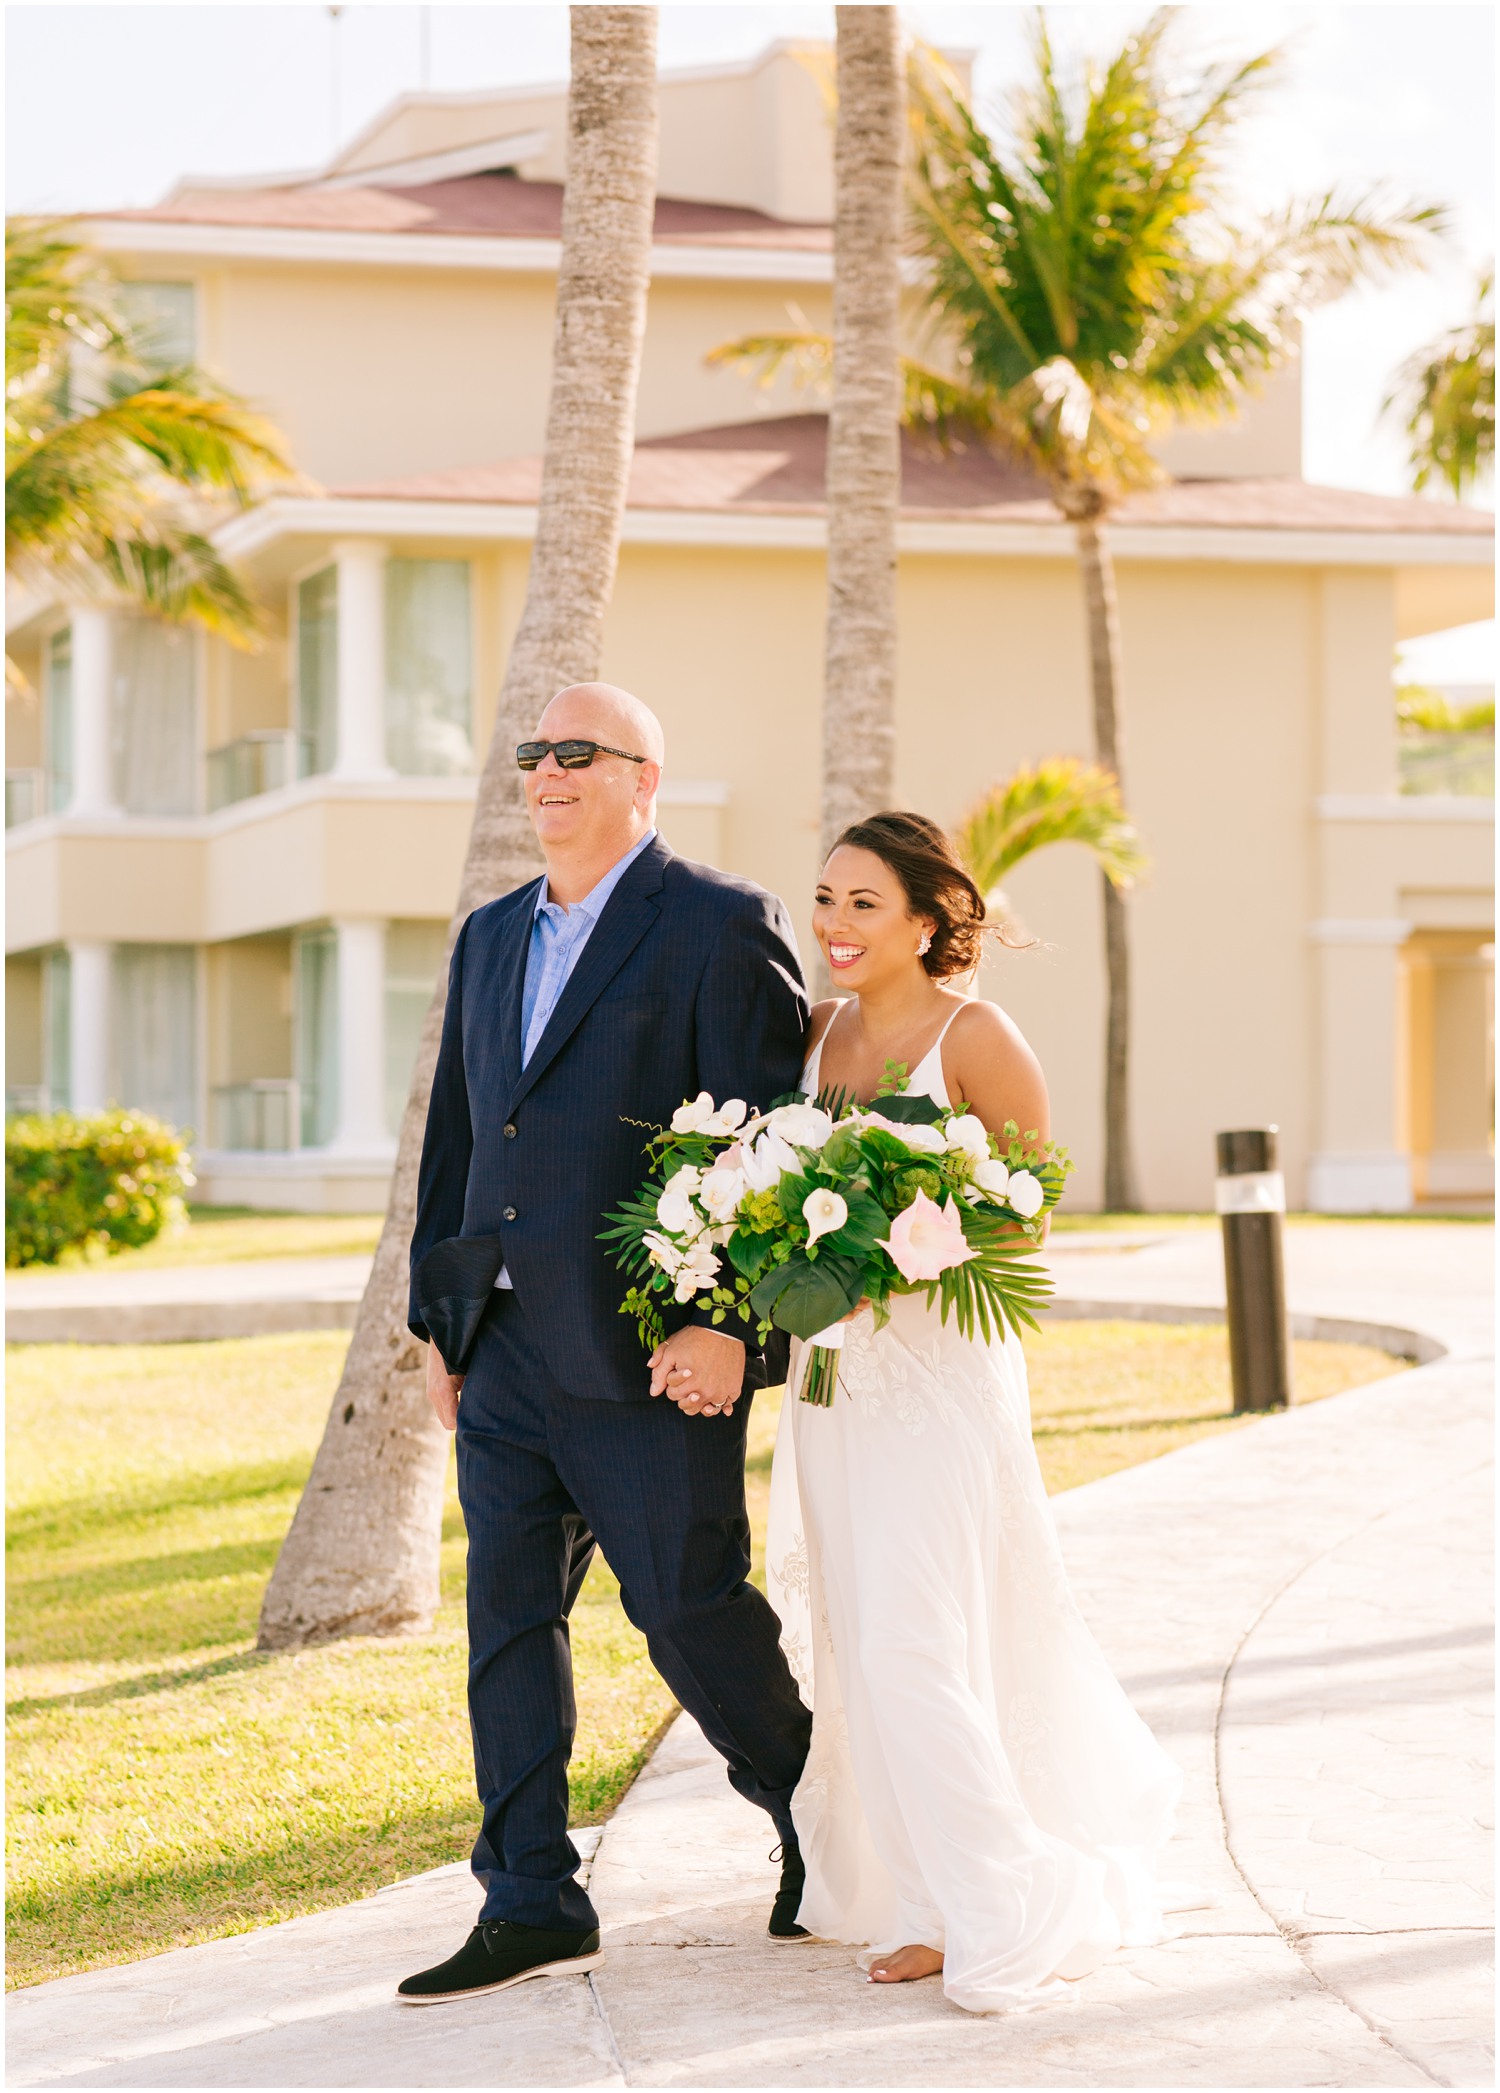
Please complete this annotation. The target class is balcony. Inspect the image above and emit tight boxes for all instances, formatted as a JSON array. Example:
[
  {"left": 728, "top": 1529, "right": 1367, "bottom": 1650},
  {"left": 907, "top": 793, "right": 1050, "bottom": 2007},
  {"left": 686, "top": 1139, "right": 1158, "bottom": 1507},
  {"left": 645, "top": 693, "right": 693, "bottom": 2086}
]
[
  {"left": 205, "top": 731, "right": 314, "bottom": 812},
  {"left": 6, "top": 770, "right": 45, "bottom": 829},
  {"left": 1398, "top": 730, "right": 1495, "bottom": 798},
  {"left": 210, "top": 1079, "right": 301, "bottom": 1151}
]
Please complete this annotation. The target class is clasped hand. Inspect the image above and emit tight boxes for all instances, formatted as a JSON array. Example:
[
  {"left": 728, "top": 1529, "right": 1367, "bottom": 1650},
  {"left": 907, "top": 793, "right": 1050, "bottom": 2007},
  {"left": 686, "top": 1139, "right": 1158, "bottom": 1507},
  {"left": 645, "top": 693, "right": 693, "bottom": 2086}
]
[{"left": 648, "top": 1325, "right": 746, "bottom": 1418}]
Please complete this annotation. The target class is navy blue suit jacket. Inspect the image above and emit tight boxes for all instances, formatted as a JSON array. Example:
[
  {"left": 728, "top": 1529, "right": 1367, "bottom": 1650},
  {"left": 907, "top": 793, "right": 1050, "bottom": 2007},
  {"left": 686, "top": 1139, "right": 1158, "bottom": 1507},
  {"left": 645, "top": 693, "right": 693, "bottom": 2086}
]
[{"left": 409, "top": 836, "right": 809, "bottom": 1399}]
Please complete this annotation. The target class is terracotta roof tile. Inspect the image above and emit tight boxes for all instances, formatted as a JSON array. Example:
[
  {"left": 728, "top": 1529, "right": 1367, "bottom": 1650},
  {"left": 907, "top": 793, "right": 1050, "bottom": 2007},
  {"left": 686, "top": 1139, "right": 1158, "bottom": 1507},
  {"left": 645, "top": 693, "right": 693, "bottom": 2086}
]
[
  {"left": 333, "top": 414, "right": 1496, "bottom": 536},
  {"left": 98, "top": 172, "right": 832, "bottom": 250}
]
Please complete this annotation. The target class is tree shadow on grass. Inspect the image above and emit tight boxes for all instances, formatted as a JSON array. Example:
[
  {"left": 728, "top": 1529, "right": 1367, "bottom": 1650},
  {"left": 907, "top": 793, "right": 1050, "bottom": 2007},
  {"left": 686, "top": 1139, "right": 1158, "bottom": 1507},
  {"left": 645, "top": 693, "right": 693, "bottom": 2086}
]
[
  {"left": 7, "top": 1646, "right": 277, "bottom": 1721},
  {"left": 9, "top": 1539, "right": 286, "bottom": 1666},
  {"left": 7, "top": 1461, "right": 312, "bottom": 1547}
]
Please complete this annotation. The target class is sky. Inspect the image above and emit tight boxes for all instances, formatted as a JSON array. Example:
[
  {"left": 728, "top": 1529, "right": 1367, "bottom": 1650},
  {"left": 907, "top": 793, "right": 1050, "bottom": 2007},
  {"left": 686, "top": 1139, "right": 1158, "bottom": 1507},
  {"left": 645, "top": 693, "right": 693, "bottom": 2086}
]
[{"left": 7, "top": 2, "right": 1494, "bottom": 678}]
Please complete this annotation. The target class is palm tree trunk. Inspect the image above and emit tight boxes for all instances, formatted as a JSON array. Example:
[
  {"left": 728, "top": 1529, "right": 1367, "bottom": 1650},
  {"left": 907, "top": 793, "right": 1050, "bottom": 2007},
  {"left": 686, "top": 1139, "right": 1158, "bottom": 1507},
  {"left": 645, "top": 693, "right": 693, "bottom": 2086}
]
[
  {"left": 258, "top": 6, "right": 660, "bottom": 1651},
  {"left": 1072, "top": 508, "right": 1143, "bottom": 1213},
  {"left": 820, "top": 3, "right": 904, "bottom": 861}
]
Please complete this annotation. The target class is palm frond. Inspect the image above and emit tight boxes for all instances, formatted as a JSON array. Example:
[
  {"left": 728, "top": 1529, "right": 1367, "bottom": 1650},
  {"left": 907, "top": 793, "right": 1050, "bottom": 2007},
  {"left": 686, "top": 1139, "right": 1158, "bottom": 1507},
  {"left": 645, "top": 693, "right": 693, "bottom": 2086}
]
[
  {"left": 1382, "top": 264, "right": 1494, "bottom": 498},
  {"left": 705, "top": 329, "right": 833, "bottom": 392},
  {"left": 956, "top": 757, "right": 1147, "bottom": 899}
]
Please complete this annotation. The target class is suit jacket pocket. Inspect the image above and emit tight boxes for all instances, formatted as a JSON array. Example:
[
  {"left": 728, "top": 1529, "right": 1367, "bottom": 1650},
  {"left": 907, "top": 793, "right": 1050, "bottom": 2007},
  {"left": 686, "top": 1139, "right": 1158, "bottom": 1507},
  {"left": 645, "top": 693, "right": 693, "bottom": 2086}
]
[{"left": 412, "top": 1234, "right": 506, "bottom": 1374}]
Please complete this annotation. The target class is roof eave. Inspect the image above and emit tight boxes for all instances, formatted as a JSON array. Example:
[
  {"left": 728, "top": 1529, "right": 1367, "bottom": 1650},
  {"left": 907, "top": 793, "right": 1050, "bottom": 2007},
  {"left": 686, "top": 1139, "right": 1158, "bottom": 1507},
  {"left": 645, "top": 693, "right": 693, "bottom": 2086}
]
[
  {"left": 215, "top": 493, "right": 1496, "bottom": 569},
  {"left": 77, "top": 216, "right": 836, "bottom": 285}
]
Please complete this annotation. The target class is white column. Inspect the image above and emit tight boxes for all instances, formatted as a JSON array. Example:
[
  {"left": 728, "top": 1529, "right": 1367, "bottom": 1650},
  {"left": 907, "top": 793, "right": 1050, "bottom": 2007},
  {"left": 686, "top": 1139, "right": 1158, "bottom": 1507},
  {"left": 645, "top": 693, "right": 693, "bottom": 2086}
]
[
  {"left": 68, "top": 609, "right": 120, "bottom": 816},
  {"left": 330, "top": 539, "right": 393, "bottom": 781},
  {"left": 1306, "top": 918, "right": 1413, "bottom": 1212},
  {"left": 325, "top": 919, "right": 393, "bottom": 1154},
  {"left": 68, "top": 940, "right": 113, "bottom": 1114}
]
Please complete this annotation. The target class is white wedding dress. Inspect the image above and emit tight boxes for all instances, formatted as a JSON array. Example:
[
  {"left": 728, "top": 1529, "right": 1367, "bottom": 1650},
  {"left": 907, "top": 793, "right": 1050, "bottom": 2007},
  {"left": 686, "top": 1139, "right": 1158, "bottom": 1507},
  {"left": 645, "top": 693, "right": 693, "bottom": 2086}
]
[{"left": 766, "top": 1005, "right": 1183, "bottom": 2014}]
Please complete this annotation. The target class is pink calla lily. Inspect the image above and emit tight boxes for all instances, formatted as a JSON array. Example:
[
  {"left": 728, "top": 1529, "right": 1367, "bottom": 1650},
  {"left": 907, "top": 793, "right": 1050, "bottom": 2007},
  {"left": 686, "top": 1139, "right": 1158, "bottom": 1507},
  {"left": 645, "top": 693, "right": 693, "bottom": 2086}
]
[{"left": 877, "top": 1189, "right": 978, "bottom": 1283}]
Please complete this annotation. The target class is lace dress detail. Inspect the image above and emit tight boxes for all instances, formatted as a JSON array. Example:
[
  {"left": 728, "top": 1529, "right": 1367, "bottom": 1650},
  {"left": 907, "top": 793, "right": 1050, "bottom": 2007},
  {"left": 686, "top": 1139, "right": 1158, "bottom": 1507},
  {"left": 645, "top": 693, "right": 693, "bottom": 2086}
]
[{"left": 765, "top": 1002, "right": 1182, "bottom": 2012}]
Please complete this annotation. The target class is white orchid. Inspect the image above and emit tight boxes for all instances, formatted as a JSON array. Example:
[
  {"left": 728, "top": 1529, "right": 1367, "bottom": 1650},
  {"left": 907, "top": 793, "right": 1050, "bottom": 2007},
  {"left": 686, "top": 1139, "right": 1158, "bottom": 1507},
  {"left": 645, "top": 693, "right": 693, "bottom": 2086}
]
[
  {"left": 1006, "top": 1169, "right": 1046, "bottom": 1219},
  {"left": 971, "top": 1155, "right": 1011, "bottom": 1201},
  {"left": 669, "top": 1091, "right": 747, "bottom": 1139},
  {"left": 698, "top": 1163, "right": 748, "bottom": 1222},
  {"left": 739, "top": 1130, "right": 799, "bottom": 1193},
  {"left": 802, "top": 1187, "right": 848, "bottom": 1244},
  {"left": 642, "top": 1229, "right": 684, "bottom": 1275},
  {"left": 944, "top": 1113, "right": 992, "bottom": 1165},
  {"left": 672, "top": 1240, "right": 721, "bottom": 1302},
  {"left": 655, "top": 1166, "right": 704, "bottom": 1236},
  {"left": 765, "top": 1101, "right": 835, "bottom": 1150}
]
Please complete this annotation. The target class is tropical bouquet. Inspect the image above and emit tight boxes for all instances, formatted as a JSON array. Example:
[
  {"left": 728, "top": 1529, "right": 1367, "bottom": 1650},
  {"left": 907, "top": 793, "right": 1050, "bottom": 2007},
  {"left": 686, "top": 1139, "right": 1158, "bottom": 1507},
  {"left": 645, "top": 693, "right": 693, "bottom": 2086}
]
[{"left": 601, "top": 1068, "right": 1071, "bottom": 1404}]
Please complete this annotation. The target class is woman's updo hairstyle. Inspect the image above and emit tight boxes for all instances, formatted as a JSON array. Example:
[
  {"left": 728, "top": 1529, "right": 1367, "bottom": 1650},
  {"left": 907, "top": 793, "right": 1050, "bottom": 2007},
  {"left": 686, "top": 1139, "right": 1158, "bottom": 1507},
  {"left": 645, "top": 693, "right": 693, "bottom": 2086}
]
[{"left": 829, "top": 810, "right": 992, "bottom": 980}]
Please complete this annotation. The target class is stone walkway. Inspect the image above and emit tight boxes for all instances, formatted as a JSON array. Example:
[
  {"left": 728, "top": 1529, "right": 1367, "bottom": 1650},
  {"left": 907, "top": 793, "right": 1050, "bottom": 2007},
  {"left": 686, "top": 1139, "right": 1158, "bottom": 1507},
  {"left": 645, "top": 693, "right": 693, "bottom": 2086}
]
[
  {"left": 4, "top": 1256, "right": 369, "bottom": 1343},
  {"left": 7, "top": 1225, "right": 1493, "bottom": 2088}
]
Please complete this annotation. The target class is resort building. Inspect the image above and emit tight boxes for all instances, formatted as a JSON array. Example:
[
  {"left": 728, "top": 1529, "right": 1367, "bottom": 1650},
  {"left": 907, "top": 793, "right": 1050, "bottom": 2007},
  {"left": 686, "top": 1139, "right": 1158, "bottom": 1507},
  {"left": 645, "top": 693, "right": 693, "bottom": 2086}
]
[{"left": 5, "top": 45, "right": 1494, "bottom": 1211}]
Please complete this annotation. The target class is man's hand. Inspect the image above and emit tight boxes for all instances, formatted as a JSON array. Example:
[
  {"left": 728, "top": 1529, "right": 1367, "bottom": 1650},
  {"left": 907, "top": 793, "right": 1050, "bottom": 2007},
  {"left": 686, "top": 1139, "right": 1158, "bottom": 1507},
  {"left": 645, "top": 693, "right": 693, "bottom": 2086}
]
[
  {"left": 426, "top": 1341, "right": 464, "bottom": 1432},
  {"left": 649, "top": 1325, "right": 746, "bottom": 1418}
]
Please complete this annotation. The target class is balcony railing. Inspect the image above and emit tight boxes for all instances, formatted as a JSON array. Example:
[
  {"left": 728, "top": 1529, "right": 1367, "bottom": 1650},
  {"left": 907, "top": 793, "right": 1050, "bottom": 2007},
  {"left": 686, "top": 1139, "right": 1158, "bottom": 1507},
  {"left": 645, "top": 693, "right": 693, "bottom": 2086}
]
[
  {"left": 210, "top": 1079, "right": 301, "bottom": 1152},
  {"left": 1398, "top": 730, "right": 1495, "bottom": 798},
  {"left": 5, "top": 1085, "right": 51, "bottom": 1118},
  {"left": 6, "top": 770, "right": 45, "bottom": 828},
  {"left": 205, "top": 731, "right": 314, "bottom": 812}
]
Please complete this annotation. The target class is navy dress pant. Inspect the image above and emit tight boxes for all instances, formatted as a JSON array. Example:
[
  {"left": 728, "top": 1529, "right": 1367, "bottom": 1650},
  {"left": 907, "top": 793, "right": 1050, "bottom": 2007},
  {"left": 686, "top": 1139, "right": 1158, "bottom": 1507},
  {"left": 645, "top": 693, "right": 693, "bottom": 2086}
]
[{"left": 455, "top": 1289, "right": 812, "bottom": 1931}]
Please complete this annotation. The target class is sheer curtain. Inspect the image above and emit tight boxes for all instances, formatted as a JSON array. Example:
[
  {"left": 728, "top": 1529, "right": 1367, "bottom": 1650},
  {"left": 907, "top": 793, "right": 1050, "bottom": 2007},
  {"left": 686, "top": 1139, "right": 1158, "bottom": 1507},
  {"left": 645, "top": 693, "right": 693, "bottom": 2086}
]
[
  {"left": 112, "top": 945, "right": 197, "bottom": 1132},
  {"left": 385, "top": 559, "right": 474, "bottom": 776},
  {"left": 112, "top": 619, "right": 198, "bottom": 815},
  {"left": 297, "top": 568, "right": 338, "bottom": 777},
  {"left": 46, "top": 629, "right": 73, "bottom": 812},
  {"left": 384, "top": 920, "right": 448, "bottom": 1134},
  {"left": 295, "top": 928, "right": 338, "bottom": 1147}
]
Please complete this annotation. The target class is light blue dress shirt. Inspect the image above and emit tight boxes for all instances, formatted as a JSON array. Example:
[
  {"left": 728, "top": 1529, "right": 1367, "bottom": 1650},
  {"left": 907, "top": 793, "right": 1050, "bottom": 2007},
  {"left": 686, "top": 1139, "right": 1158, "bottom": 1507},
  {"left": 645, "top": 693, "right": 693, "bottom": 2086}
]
[
  {"left": 495, "top": 829, "right": 658, "bottom": 1293},
  {"left": 520, "top": 827, "right": 659, "bottom": 1067}
]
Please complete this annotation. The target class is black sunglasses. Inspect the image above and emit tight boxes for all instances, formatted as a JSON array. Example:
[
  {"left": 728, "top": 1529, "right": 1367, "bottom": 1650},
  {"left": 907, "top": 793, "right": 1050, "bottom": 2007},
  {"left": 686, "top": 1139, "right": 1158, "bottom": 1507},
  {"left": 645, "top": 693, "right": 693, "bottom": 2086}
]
[{"left": 516, "top": 738, "right": 648, "bottom": 771}]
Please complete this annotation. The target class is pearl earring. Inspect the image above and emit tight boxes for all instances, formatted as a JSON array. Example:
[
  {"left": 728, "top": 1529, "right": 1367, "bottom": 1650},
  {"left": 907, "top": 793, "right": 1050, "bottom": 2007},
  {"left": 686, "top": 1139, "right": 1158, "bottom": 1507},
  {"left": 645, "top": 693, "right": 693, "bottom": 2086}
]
[{"left": 917, "top": 931, "right": 932, "bottom": 957}]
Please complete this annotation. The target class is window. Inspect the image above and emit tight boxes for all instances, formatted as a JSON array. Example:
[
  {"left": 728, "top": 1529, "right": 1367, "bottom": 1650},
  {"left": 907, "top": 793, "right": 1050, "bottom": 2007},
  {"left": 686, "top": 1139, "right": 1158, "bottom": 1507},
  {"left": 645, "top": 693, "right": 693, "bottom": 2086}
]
[
  {"left": 43, "top": 949, "right": 71, "bottom": 1111},
  {"left": 112, "top": 617, "right": 198, "bottom": 815},
  {"left": 296, "top": 567, "right": 338, "bottom": 777},
  {"left": 385, "top": 559, "right": 474, "bottom": 775},
  {"left": 113, "top": 945, "right": 198, "bottom": 1132},
  {"left": 45, "top": 628, "right": 73, "bottom": 813},
  {"left": 117, "top": 281, "right": 196, "bottom": 374},
  {"left": 295, "top": 927, "right": 338, "bottom": 1147},
  {"left": 384, "top": 920, "right": 448, "bottom": 1134}
]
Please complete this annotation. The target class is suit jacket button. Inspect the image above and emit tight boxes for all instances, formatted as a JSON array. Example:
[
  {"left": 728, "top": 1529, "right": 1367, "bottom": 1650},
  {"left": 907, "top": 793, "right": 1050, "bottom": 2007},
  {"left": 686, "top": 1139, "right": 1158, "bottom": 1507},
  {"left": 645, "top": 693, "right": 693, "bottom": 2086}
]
[
  {"left": 503, "top": 1123, "right": 517, "bottom": 1139},
  {"left": 503, "top": 1206, "right": 518, "bottom": 1222}
]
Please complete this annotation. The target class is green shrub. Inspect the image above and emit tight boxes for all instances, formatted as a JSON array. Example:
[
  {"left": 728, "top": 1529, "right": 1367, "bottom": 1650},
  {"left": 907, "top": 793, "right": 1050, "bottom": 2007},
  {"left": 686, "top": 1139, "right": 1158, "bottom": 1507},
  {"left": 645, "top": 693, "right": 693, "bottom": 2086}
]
[{"left": 5, "top": 1110, "right": 194, "bottom": 1268}]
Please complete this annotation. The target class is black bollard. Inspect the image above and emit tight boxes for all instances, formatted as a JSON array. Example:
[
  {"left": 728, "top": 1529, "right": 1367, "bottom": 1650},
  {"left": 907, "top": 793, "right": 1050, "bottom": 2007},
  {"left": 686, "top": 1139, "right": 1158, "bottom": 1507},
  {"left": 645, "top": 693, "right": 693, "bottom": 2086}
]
[{"left": 1215, "top": 1127, "right": 1292, "bottom": 1414}]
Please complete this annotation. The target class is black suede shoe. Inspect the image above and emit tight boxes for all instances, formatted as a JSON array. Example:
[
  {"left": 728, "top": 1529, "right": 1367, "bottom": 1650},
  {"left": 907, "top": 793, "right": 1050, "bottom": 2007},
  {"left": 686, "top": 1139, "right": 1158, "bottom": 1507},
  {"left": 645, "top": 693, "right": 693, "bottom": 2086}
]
[
  {"left": 768, "top": 1839, "right": 811, "bottom": 1941},
  {"left": 397, "top": 1919, "right": 602, "bottom": 2003}
]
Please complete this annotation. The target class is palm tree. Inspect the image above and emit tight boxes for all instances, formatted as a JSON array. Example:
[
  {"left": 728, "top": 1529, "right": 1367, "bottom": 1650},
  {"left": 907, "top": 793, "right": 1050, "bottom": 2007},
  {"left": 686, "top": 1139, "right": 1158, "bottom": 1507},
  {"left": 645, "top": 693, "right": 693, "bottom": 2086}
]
[
  {"left": 6, "top": 219, "right": 292, "bottom": 673},
  {"left": 956, "top": 758, "right": 1145, "bottom": 928},
  {"left": 715, "top": 13, "right": 1444, "bottom": 1208},
  {"left": 258, "top": 5, "right": 662, "bottom": 1651},
  {"left": 1384, "top": 264, "right": 1494, "bottom": 498},
  {"left": 820, "top": 5, "right": 904, "bottom": 860}
]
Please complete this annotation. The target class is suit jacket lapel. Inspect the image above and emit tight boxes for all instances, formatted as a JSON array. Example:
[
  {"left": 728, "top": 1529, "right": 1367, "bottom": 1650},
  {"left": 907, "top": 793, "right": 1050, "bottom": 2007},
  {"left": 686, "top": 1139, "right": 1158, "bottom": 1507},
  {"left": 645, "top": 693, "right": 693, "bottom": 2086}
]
[
  {"left": 494, "top": 877, "right": 543, "bottom": 1105},
  {"left": 507, "top": 838, "right": 669, "bottom": 1113}
]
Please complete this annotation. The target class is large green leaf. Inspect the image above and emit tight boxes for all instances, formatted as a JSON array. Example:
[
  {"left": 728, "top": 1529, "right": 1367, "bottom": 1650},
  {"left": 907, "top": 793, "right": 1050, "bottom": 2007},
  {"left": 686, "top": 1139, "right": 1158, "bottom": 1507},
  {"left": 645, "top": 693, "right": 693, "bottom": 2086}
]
[
  {"left": 867, "top": 1092, "right": 946, "bottom": 1127},
  {"left": 821, "top": 1188, "right": 890, "bottom": 1260},
  {"left": 725, "top": 1226, "right": 777, "bottom": 1283},
  {"left": 750, "top": 1253, "right": 864, "bottom": 1339}
]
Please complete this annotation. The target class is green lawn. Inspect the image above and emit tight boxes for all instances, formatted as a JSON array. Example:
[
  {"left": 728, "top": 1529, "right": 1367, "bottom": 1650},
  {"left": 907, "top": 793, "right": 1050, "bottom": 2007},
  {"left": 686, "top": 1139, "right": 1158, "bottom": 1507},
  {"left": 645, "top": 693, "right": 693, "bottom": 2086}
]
[
  {"left": 33, "top": 1207, "right": 387, "bottom": 1273},
  {"left": 7, "top": 1320, "right": 1402, "bottom": 1989}
]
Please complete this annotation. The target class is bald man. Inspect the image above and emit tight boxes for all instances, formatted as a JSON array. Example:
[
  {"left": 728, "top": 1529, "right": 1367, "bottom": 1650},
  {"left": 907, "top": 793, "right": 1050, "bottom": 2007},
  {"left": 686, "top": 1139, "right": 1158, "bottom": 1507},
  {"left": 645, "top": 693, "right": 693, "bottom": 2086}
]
[{"left": 400, "top": 684, "right": 814, "bottom": 2003}]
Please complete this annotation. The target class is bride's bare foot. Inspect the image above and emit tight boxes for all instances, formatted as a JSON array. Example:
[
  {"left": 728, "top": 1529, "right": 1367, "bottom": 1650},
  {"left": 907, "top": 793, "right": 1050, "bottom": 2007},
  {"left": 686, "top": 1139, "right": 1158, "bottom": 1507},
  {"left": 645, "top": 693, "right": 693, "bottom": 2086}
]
[{"left": 868, "top": 1944, "right": 943, "bottom": 1984}]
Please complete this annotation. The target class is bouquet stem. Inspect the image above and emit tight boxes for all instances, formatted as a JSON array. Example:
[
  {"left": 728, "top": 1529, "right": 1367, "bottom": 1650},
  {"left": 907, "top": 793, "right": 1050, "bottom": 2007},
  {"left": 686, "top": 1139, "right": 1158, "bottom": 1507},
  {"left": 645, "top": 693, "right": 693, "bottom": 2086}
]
[{"left": 798, "top": 1323, "right": 846, "bottom": 1406}]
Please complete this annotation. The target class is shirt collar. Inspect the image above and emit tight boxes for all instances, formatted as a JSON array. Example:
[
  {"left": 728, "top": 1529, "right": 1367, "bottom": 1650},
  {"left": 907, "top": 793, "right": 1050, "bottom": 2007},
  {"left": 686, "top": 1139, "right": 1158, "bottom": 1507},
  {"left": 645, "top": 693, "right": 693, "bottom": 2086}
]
[{"left": 535, "top": 827, "right": 658, "bottom": 925}]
